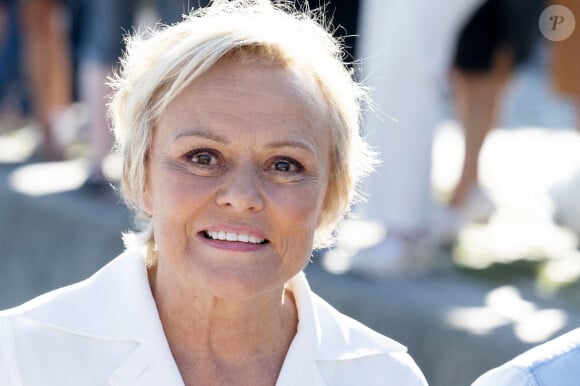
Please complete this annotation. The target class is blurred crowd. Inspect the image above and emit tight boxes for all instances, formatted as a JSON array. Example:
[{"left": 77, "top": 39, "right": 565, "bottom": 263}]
[
  {"left": 1, "top": 0, "right": 580, "bottom": 277},
  {"left": 0, "top": 0, "right": 212, "bottom": 189}
]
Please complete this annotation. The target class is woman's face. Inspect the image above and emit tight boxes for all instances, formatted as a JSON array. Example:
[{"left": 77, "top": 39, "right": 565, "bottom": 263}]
[{"left": 144, "top": 59, "right": 331, "bottom": 300}]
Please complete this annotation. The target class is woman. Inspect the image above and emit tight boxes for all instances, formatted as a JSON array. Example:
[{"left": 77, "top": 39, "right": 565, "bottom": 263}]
[{"left": 0, "top": 1, "right": 427, "bottom": 384}]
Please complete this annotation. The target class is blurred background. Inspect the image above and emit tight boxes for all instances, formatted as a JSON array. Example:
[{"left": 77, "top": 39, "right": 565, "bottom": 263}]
[{"left": 1, "top": 1, "right": 580, "bottom": 385}]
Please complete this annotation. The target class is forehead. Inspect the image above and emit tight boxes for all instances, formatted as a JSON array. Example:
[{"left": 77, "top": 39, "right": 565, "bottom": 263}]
[
  {"left": 199, "top": 56, "right": 327, "bottom": 111},
  {"left": 155, "top": 57, "right": 333, "bottom": 146},
  {"left": 158, "top": 56, "right": 331, "bottom": 130}
]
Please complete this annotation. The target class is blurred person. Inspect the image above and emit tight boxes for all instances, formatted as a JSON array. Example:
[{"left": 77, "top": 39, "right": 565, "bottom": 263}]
[
  {"left": 551, "top": 0, "right": 580, "bottom": 131},
  {"left": 0, "top": 0, "right": 16, "bottom": 99},
  {"left": 471, "top": 327, "right": 580, "bottom": 385},
  {"left": 0, "top": 2, "right": 427, "bottom": 385},
  {"left": 76, "top": 0, "right": 210, "bottom": 189},
  {"left": 0, "top": 0, "right": 27, "bottom": 120},
  {"left": 434, "top": 0, "right": 543, "bottom": 244},
  {"left": 549, "top": 0, "right": 580, "bottom": 236},
  {"left": 343, "top": 0, "right": 484, "bottom": 277},
  {"left": 18, "top": 0, "right": 73, "bottom": 160}
]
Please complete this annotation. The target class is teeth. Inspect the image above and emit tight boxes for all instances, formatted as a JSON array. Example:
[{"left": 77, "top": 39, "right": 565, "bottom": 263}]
[{"left": 205, "top": 231, "right": 265, "bottom": 244}]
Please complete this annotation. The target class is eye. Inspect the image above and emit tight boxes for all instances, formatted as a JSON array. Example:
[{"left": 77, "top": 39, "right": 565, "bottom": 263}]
[
  {"left": 186, "top": 149, "right": 219, "bottom": 166},
  {"left": 271, "top": 157, "right": 303, "bottom": 173},
  {"left": 193, "top": 153, "right": 213, "bottom": 165}
]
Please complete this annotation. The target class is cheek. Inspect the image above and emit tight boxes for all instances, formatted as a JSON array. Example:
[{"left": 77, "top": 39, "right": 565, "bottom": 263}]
[
  {"left": 149, "top": 172, "right": 219, "bottom": 257},
  {"left": 268, "top": 183, "right": 326, "bottom": 237},
  {"left": 149, "top": 169, "right": 217, "bottom": 223}
]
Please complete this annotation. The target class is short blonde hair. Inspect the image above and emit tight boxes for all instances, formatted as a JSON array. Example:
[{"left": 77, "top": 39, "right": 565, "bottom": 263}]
[{"left": 108, "top": 0, "right": 376, "bottom": 260}]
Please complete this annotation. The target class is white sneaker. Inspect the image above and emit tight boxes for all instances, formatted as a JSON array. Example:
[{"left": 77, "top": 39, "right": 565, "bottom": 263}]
[
  {"left": 550, "top": 171, "right": 580, "bottom": 234},
  {"left": 430, "top": 205, "right": 464, "bottom": 245},
  {"left": 463, "top": 185, "right": 496, "bottom": 224},
  {"left": 431, "top": 185, "right": 496, "bottom": 245},
  {"left": 347, "top": 231, "right": 435, "bottom": 278}
]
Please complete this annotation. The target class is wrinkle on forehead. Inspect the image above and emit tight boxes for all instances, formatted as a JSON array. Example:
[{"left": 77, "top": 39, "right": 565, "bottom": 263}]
[
  {"left": 156, "top": 56, "right": 332, "bottom": 156},
  {"left": 195, "top": 56, "right": 331, "bottom": 128}
]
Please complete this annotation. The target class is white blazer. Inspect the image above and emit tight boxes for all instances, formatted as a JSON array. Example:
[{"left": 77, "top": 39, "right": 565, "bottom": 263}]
[{"left": 0, "top": 249, "right": 427, "bottom": 386}]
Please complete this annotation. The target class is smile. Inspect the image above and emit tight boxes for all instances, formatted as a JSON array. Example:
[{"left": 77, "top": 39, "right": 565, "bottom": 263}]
[{"left": 203, "top": 230, "right": 267, "bottom": 244}]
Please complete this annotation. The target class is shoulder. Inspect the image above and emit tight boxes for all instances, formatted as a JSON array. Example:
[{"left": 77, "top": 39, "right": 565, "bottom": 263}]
[
  {"left": 0, "top": 248, "right": 144, "bottom": 319},
  {"left": 314, "top": 292, "right": 425, "bottom": 381},
  {"left": 472, "top": 328, "right": 580, "bottom": 386},
  {"left": 0, "top": 247, "right": 147, "bottom": 344},
  {"left": 314, "top": 292, "right": 427, "bottom": 385},
  {"left": 0, "top": 314, "right": 13, "bottom": 385},
  {"left": 471, "top": 365, "right": 536, "bottom": 386},
  {"left": 0, "top": 249, "right": 148, "bottom": 385},
  {"left": 312, "top": 290, "right": 407, "bottom": 351},
  {"left": 291, "top": 273, "right": 426, "bottom": 385}
]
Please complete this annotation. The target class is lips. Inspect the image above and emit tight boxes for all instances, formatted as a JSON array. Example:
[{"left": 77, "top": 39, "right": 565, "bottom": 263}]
[{"left": 203, "top": 230, "right": 267, "bottom": 244}]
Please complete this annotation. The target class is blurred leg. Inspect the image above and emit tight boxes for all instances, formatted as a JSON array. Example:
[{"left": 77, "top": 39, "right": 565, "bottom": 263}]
[
  {"left": 549, "top": 0, "right": 580, "bottom": 131},
  {"left": 0, "top": 4, "right": 6, "bottom": 46},
  {"left": 77, "top": 0, "right": 135, "bottom": 182},
  {"left": 20, "top": 0, "right": 52, "bottom": 127},
  {"left": 449, "top": 49, "right": 512, "bottom": 208},
  {"left": 19, "top": 0, "right": 72, "bottom": 159},
  {"left": 0, "top": 1, "right": 18, "bottom": 100},
  {"left": 574, "top": 98, "right": 580, "bottom": 133},
  {"left": 79, "top": 62, "right": 112, "bottom": 181}
]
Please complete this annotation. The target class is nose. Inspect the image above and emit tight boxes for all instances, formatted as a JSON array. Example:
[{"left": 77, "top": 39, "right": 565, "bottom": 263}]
[{"left": 216, "top": 163, "right": 265, "bottom": 212}]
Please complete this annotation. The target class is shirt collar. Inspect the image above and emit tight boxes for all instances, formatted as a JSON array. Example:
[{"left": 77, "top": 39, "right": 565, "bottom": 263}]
[
  {"left": 16, "top": 248, "right": 184, "bottom": 386},
  {"left": 14, "top": 250, "right": 408, "bottom": 385},
  {"left": 276, "top": 271, "right": 407, "bottom": 385}
]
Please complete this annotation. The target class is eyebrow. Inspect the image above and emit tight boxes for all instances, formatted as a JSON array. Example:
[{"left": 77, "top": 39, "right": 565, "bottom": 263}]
[
  {"left": 265, "top": 139, "right": 320, "bottom": 158},
  {"left": 174, "top": 129, "right": 320, "bottom": 158},
  {"left": 174, "top": 129, "right": 231, "bottom": 144}
]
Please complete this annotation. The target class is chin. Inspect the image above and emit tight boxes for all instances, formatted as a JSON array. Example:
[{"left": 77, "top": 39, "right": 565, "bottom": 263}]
[{"left": 192, "top": 263, "right": 289, "bottom": 301}]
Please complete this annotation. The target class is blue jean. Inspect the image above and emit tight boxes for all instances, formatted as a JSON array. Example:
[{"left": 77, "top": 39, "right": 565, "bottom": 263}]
[
  {"left": 0, "top": 0, "right": 27, "bottom": 109},
  {"left": 74, "top": 0, "right": 209, "bottom": 65}
]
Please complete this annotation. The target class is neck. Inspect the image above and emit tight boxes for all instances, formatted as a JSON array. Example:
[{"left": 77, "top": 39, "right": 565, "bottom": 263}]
[{"left": 148, "top": 264, "right": 298, "bottom": 385}]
